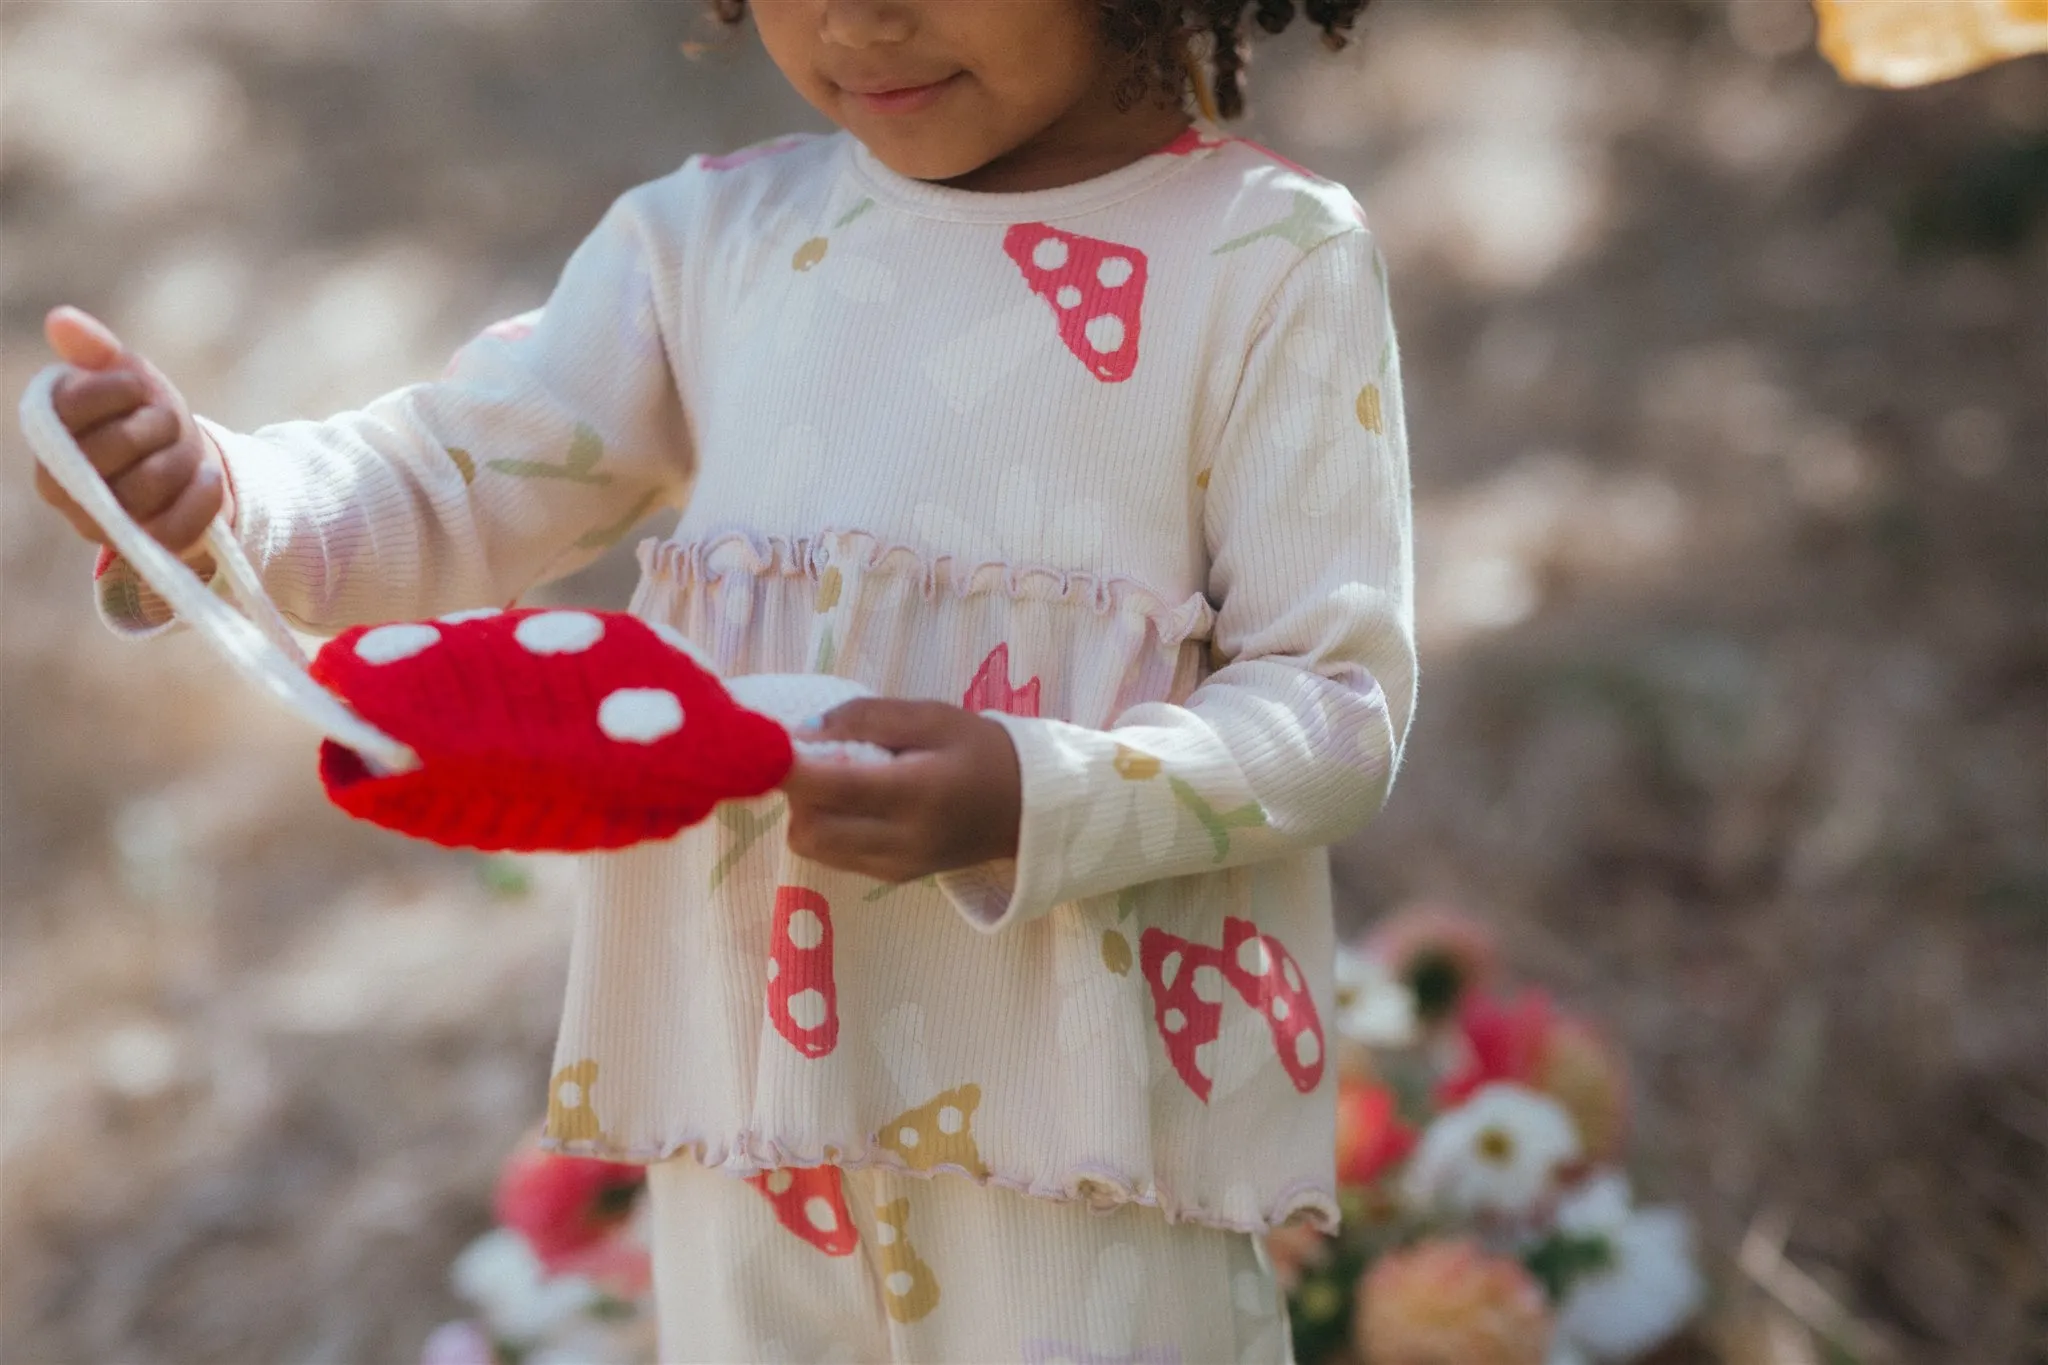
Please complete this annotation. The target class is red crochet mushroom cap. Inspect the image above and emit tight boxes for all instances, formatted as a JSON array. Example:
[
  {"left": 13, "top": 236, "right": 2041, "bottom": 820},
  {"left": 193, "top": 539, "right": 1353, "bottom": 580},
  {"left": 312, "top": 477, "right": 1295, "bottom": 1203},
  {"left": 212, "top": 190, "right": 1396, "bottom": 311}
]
[{"left": 310, "top": 608, "right": 794, "bottom": 852}]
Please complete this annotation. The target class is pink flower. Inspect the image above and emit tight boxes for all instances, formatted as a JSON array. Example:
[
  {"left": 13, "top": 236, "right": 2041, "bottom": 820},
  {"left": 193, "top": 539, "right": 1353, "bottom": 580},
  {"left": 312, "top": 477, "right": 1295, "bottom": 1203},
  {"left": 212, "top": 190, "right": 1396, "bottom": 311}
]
[
  {"left": 1356, "top": 1239, "right": 1552, "bottom": 1365},
  {"left": 544, "top": 1228, "right": 653, "bottom": 1300},
  {"left": 493, "top": 1136, "right": 646, "bottom": 1274},
  {"left": 1336, "top": 1074, "right": 1417, "bottom": 1189},
  {"left": 1438, "top": 991, "right": 1553, "bottom": 1107},
  {"left": 1364, "top": 904, "right": 1501, "bottom": 1026},
  {"left": 1437, "top": 994, "right": 1630, "bottom": 1163},
  {"left": 962, "top": 643, "right": 1041, "bottom": 717}
]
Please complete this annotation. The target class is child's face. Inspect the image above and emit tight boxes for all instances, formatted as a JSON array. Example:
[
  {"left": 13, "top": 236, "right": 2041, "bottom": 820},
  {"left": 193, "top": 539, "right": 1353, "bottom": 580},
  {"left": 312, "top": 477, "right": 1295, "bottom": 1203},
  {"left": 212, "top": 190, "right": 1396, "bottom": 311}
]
[{"left": 751, "top": 0, "right": 1128, "bottom": 184}]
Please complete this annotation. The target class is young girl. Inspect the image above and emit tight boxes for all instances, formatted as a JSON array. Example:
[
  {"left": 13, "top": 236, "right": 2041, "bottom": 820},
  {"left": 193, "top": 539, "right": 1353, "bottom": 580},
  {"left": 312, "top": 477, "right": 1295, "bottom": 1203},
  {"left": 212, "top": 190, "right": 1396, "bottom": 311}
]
[{"left": 36, "top": 0, "right": 1413, "bottom": 1358}]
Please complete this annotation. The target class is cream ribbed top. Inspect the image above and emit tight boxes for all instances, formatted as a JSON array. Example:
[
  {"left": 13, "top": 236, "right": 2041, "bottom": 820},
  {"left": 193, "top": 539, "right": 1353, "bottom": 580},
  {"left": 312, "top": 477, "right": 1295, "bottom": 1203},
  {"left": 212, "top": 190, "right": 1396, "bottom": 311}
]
[{"left": 100, "top": 126, "right": 1416, "bottom": 1233}]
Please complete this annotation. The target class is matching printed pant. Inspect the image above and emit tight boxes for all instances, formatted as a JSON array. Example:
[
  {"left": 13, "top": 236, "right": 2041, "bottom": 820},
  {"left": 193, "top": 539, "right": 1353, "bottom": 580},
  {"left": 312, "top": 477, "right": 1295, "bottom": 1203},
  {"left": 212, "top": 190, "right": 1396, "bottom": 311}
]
[{"left": 647, "top": 1155, "right": 1295, "bottom": 1364}]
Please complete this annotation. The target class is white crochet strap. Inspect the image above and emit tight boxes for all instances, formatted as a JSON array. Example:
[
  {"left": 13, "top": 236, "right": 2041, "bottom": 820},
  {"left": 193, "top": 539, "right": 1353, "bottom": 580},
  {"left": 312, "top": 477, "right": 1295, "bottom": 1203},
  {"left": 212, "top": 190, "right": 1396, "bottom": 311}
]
[{"left": 19, "top": 365, "right": 417, "bottom": 775}]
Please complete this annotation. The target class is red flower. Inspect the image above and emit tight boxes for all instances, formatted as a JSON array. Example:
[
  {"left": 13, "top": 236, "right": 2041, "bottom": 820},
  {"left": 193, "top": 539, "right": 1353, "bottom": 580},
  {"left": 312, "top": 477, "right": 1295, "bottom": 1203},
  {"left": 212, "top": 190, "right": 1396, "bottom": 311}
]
[
  {"left": 494, "top": 1139, "right": 646, "bottom": 1273},
  {"left": 1437, "top": 990, "right": 1553, "bottom": 1107},
  {"left": 1335, "top": 1074, "right": 1417, "bottom": 1187}
]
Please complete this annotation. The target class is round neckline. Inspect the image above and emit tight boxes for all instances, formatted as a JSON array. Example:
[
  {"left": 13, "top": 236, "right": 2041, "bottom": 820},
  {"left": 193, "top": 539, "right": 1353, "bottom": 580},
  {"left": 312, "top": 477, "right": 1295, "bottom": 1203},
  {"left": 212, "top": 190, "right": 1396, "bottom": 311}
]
[{"left": 844, "top": 122, "right": 1222, "bottom": 224}]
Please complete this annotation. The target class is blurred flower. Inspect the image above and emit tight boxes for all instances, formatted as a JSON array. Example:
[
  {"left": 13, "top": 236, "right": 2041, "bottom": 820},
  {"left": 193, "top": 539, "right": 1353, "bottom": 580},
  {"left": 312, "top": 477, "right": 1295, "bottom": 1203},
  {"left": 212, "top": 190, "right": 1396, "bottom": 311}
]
[
  {"left": 1364, "top": 903, "right": 1500, "bottom": 1027},
  {"left": 1534, "top": 1015, "right": 1628, "bottom": 1163},
  {"left": 494, "top": 1136, "right": 646, "bottom": 1272},
  {"left": 544, "top": 1228, "right": 653, "bottom": 1301},
  {"left": 1551, "top": 1173, "right": 1705, "bottom": 1362},
  {"left": 1357, "top": 1238, "right": 1552, "bottom": 1365},
  {"left": 1334, "top": 942, "right": 1419, "bottom": 1047},
  {"left": 1403, "top": 1083, "right": 1581, "bottom": 1220},
  {"left": 1336, "top": 1074, "right": 1418, "bottom": 1188},
  {"left": 1265, "top": 1220, "right": 1335, "bottom": 1294},
  {"left": 451, "top": 1228, "right": 602, "bottom": 1344},
  {"left": 419, "top": 1319, "right": 498, "bottom": 1365},
  {"left": 1438, "top": 991, "right": 1553, "bottom": 1107}
]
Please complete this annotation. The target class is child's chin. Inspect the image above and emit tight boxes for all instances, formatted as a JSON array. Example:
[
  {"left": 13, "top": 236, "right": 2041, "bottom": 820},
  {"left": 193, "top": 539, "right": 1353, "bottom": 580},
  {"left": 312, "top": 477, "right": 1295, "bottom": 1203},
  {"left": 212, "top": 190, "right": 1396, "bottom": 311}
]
[{"left": 855, "top": 126, "right": 1007, "bottom": 186}]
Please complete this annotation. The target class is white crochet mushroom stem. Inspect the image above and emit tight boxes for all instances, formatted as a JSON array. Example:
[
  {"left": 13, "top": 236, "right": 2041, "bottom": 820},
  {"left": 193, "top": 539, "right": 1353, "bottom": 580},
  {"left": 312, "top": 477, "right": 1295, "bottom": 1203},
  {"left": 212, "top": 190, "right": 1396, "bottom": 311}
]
[
  {"left": 724, "top": 673, "right": 892, "bottom": 765},
  {"left": 17, "top": 365, "right": 418, "bottom": 775}
]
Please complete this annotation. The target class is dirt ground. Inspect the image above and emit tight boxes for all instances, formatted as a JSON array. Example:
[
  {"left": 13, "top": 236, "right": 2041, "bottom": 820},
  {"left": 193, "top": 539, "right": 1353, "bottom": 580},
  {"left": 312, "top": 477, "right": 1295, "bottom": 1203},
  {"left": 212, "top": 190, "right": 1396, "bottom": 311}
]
[{"left": 2, "top": 2, "right": 2043, "bottom": 1362}]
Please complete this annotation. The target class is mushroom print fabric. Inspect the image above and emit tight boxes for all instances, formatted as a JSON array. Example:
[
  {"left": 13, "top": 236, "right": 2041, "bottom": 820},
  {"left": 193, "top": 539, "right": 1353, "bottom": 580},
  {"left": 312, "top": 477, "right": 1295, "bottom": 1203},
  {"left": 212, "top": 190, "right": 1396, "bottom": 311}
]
[
  {"left": 1141, "top": 919, "right": 1326, "bottom": 1102},
  {"left": 766, "top": 886, "right": 840, "bottom": 1059},
  {"left": 1003, "top": 224, "right": 1148, "bottom": 383},
  {"left": 309, "top": 607, "right": 794, "bottom": 851}
]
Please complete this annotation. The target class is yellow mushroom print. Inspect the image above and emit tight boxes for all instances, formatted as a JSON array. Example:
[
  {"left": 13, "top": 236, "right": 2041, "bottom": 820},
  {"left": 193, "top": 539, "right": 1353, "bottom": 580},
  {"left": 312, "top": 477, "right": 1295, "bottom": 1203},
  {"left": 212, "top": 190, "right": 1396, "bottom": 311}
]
[
  {"left": 546, "top": 1059, "right": 604, "bottom": 1143},
  {"left": 1355, "top": 383, "right": 1384, "bottom": 434},
  {"left": 876, "top": 1083, "right": 989, "bottom": 1179},
  {"left": 816, "top": 565, "right": 843, "bottom": 612},
  {"left": 1112, "top": 744, "right": 1161, "bottom": 781},
  {"left": 873, "top": 1197, "right": 940, "bottom": 1323}
]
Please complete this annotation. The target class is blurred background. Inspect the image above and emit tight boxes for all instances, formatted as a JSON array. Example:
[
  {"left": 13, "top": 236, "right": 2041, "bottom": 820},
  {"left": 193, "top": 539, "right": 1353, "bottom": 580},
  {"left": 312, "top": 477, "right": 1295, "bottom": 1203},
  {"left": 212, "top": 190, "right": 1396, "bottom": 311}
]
[{"left": 1, "top": 0, "right": 2042, "bottom": 1361}]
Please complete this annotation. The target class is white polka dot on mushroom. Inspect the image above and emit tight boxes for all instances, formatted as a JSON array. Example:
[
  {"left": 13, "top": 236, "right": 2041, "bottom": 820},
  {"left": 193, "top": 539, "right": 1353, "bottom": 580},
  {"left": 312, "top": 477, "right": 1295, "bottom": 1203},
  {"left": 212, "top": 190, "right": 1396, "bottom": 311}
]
[
  {"left": 766, "top": 1169, "right": 793, "bottom": 1194},
  {"left": 875, "top": 1221, "right": 897, "bottom": 1246},
  {"left": 354, "top": 623, "right": 440, "bottom": 664},
  {"left": 515, "top": 610, "right": 605, "bottom": 655},
  {"left": 1237, "top": 937, "right": 1272, "bottom": 977},
  {"left": 1283, "top": 958, "right": 1301, "bottom": 991},
  {"left": 804, "top": 1196, "right": 837, "bottom": 1231},
  {"left": 1295, "top": 1030, "right": 1321, "bottom": 1067},
  {"left": 1097, "top": 256, "right": 1134, "bottom": 287},
  {"left": 788, "top": 988, "right": 827, "bottom": 1030},
  {"left": 1084, "top": 314, "right": 1125, "bottom": 354},
  {"left": 936, "top": 1105, "right": 963, "bottom": 1134},
  {"left": 556, "top": 1080, "right": 582, "bottom": 1108},
  {"left": 885, "top": 1271, "right": 914, "bottom": 1297},
  {"left": 1055, "top": 285, "right": 1082, "bottom": 309},
  {"left": 1032, "top": 237, "right": 1068, "bottom": 271},
  {"left": 785, "top": 908, "right": 825, "bottom": 950},
  {"left": 766, "top": 958, "right": 780, "bottom": 981},
  {"left": 598, "top": 688, "right": 684, "bottom": 743},
  {"left": 898, "top": 1125, "right": 920, "bottom": 1149},
  {"left": 1272, "top": 996, "right": 1290, "bottom": 1021},
  {"left": 1164, "top": 1007, "right": 1186, "bottom": 1034}
]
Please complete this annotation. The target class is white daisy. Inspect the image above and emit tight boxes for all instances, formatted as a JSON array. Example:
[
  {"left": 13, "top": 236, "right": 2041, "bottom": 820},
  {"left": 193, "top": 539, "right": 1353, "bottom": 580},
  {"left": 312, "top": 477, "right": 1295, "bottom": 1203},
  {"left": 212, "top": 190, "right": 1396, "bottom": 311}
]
[
  {"left": 450, "top": 1227, "right": 600, "bottom": 1344},
  {"left": 1333, "top": 941, "right": 1419, "bottom": 1047},
  {"left": 1553, "top": 1172, "right": 1706, "bottom": 1361},
  {"left": 1402, "top": 1082, "right": 1581, "bottom": 1219}
]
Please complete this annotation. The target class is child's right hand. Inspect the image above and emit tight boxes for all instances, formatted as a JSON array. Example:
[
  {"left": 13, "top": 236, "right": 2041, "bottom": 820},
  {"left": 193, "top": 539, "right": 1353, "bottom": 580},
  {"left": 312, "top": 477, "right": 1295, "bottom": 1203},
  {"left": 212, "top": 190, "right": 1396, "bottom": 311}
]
[{"left": 33, "top": 306, "right": 231, "bottom": 562}]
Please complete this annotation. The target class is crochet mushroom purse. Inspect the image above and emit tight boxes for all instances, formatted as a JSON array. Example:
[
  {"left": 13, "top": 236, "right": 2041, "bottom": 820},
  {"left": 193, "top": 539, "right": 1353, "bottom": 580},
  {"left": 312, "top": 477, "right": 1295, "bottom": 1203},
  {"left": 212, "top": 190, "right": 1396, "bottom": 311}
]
[{"left": 21, "top": 366, "right": 881, "bottom": 853}]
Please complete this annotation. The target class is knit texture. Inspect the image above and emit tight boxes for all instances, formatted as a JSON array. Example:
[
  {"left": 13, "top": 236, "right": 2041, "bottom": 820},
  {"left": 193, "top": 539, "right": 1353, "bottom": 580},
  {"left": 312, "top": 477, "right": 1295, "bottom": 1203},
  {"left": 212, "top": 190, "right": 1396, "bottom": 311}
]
[
  {"left": 97, "top": 125, "right": 1417, "bottom": 1233},
  {"left": 310, "top": 607, "right": 793, "bottom": 851}
]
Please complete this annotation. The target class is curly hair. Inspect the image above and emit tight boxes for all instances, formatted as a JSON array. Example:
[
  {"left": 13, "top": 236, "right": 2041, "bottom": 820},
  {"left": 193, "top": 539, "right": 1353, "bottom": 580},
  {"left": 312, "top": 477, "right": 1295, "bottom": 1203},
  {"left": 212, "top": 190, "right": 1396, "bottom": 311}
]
[{"left": 708, "top": 0, "right": 1372, "bottom": 120}]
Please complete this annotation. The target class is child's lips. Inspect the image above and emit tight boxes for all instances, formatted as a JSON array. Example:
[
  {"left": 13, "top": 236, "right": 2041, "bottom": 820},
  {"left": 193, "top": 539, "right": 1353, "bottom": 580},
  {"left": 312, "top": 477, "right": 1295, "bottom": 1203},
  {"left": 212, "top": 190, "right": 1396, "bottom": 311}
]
[{"left": 843, "top": 72, "right": 962, "bottom": 115}]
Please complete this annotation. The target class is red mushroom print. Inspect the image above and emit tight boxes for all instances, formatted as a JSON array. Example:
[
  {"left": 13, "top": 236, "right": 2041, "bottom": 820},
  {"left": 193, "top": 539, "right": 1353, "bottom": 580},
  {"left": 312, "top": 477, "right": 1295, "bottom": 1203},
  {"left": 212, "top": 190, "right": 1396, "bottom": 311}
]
[
  {"left": 766, "top": 885, "right": 839, "bottom": 1059},
  {"left": 309, "top": 607, "right": 793, "bottom": 853},
  {"left": 961, "top": 643, "right": 1041, "bottom": 718},
  {"left": 1002, "top": 224, "right": 1148, "bottom": 383},
  {"left": 746, "top": 1165, "right": 858, "bottom": 1256},
  {"left": 1139, "top": 928, "right": 1231, "bottom": 1102},
  {"left": 1220, "top": 916, "right": 1325, "bottom": 1094}
]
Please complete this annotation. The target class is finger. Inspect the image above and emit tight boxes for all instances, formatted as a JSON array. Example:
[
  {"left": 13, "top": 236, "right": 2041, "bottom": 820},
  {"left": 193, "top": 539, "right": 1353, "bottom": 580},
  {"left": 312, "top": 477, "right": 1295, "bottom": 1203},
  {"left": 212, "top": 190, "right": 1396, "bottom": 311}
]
[
  {"left": 78, "top": 405, "right": 183, "bottom": 481},
  {"left": 786, "top": 809, "right": 913, "bottom": 880},
  {"left": 137, "top": 457, "right": 225, "bottom": 556},
  {"left": 51, "top": 369, "right": 149, "bottom": 435},
  {"left": 781, "top": 755, "right": 916, "bottom": 818},
  {"left": 108, "top": 444, "right": 201, "bottom": 524},
  {"left": 32, "top": 465, "right": 110, "bottom": 544},
  {"left": 44, "top": 306, "right": 125, "bottom": 371},
  {"left": 806, "top": 698, "right": 959, "bottom": 752}
]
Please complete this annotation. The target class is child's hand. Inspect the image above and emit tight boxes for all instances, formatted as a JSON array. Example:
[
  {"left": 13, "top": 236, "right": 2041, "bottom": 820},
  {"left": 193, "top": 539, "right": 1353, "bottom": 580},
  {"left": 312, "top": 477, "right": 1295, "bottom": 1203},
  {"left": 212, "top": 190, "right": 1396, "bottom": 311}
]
[
  {"left": 780, "top": 700, "right": 1022, "bottom": 884},
  {"left": 34, "top": 306, "right": 231, "bottom": 563}
]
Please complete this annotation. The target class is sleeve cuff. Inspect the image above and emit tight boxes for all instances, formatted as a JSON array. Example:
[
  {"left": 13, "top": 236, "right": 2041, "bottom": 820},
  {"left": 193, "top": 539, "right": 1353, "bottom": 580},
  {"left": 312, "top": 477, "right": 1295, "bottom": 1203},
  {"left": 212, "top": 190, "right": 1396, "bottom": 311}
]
[{"left": 932, "top": 712, "right": 1094, "bottom": 934}]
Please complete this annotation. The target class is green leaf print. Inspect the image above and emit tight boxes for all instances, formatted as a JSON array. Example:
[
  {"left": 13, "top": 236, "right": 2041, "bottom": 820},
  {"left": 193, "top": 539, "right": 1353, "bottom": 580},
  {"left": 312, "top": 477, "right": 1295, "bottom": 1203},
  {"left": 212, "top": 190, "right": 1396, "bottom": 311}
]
[
  {"left": 711, "top": 801, "right": 785, "bottom": 890},
  {"left": 1212, "top": 191, "right": 1344, "bottom": 257},
  {"left": 1169, "top": 777, "right": 1267, "bottom": 862},
  {"left": 444, "top": 446, "right": 478, "bottom": 484},
  {"left": 574, "top": 488, "right": 662, "bottom": 551},
  {"left": 833, "top": 197, "right": 876, "bottom": 230},
  {"left": 1116, "top": 887, "right": 1140, "bottom": 922},
  {"left": 864, "top": 874, "right": 937, "bottom": 903},
  {"left": 814, "top": 628, "right": 837, "bottom": 675},
  {"left": 487, "top": 423, "right": 613, "bottom": 485}
]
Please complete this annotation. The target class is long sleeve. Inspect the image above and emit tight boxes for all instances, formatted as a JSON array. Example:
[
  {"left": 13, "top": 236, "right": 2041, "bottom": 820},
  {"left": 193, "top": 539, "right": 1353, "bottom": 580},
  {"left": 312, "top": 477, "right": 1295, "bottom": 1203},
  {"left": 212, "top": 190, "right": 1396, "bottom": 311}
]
[
  {"left": 98, "top": 179, "right": 696, "bottom": 635},
  {"left": 939, "top": 228, "right": 1416, "bottom": 933}
]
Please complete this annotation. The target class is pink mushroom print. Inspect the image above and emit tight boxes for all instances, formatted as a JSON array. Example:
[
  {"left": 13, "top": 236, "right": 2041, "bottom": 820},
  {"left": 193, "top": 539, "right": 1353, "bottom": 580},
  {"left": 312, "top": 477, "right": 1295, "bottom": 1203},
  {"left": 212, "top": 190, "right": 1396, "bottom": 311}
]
[
  {"left": 1220, "top": 916, "right": 1325, "bottom": 1094},
  {"left": 766, "top": 885, "right": 839, "bottom": 1059},
  {"left": 1002, "top": 224, "right": 1148, "bottom": 383},
  {"left": 1139, "top": 928, "right": 1230, "bottom": 1102},
  {"left": 310, "top": 609, "right": 792, "bottom": 852},
  {"left": 746, "top": 1165, "right": 858, "bottom": 1256},
  {"left": 962, "top": 643, "right": 1041, "bottom": 718}
]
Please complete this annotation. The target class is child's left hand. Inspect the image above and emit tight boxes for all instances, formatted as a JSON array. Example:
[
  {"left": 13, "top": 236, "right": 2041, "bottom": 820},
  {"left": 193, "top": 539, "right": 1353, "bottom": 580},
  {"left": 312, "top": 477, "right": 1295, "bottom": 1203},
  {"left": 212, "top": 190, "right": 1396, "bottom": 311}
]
[{"left": 779, "top": 701, "right": 1021, "bottom": 884}]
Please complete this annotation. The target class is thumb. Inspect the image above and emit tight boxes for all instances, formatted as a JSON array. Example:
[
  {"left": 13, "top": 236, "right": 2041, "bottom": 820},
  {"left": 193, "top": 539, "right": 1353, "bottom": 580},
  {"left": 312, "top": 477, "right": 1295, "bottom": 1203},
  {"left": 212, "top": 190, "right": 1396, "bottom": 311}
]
[{"left": 44, "top": 306, "right": 126, "bottom": 371}]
